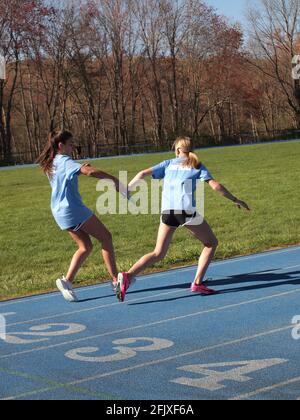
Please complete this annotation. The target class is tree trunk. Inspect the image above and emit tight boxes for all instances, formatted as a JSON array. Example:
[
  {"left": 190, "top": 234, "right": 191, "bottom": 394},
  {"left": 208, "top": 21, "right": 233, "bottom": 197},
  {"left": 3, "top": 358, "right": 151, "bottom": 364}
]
[{"left": 294, "top": 79, "right": 300, "bottom": 129}]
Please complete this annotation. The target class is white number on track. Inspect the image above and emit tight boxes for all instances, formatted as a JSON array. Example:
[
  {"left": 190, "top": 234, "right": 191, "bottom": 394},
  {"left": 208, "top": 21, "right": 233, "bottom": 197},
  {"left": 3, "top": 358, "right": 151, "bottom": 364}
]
[
  {"left": 171, "top": 359, "right": 287, "bottom": 391},
  {"left": 65, "top": 337, "right": 174, "bottom": 363},
  {"left": 4, "top": 323, "right": 86, "bottom": 344}
]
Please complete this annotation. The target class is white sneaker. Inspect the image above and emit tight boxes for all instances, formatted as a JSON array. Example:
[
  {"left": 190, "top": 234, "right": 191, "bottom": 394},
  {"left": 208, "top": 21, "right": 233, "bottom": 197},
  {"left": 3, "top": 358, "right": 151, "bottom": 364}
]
[{"left": 56, "top": 277, "right": 78, "bottom": 303}]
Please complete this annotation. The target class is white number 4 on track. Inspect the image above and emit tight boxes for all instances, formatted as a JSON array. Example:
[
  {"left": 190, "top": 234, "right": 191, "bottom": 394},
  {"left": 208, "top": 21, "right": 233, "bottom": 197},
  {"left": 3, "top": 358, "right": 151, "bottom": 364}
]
[{"left": 171, "top": 359, "right": 287, "bottom": 391}]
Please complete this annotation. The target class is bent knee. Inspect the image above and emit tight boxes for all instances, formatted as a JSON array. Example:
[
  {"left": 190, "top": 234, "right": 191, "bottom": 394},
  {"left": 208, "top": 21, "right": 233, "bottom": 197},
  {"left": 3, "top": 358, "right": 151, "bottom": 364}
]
[
  {"left": 153, "top": 250, "right": 167, "bottom": 261},
  {"left": 80, "top": 243, "right": 93, "bottom": 255},
  {"left": 205, "top": 237, "right": 219, "bottom": 249}
]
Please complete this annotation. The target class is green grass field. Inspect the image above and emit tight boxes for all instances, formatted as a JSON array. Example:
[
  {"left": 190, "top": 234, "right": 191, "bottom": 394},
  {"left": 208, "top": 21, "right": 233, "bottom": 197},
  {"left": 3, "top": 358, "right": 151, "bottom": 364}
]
[{"left": 1, "top": 141, "right": 300, "bottom": 301}]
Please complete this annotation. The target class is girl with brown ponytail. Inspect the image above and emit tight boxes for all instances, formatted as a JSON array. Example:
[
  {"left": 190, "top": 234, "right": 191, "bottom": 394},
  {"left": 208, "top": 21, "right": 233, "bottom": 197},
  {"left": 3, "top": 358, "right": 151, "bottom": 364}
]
[
  {"left": 37, "top": 131, "right": 127, "bottom": 302},
  {"left": 115, "top": 137, "right": 251, "bottom": 302}
]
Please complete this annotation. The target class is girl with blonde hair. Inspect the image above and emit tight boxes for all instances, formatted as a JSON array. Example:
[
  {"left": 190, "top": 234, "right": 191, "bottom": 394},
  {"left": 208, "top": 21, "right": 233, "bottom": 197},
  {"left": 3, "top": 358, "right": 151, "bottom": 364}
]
[{"left": 116, "top": 137, "right": 250, "bottom": 302}]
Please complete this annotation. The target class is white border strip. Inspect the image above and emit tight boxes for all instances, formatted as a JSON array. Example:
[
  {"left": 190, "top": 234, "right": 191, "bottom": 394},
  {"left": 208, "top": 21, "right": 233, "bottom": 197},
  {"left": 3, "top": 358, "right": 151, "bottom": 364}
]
[{"left": 1, "top": 246, "right": 300, "bottom": 308}]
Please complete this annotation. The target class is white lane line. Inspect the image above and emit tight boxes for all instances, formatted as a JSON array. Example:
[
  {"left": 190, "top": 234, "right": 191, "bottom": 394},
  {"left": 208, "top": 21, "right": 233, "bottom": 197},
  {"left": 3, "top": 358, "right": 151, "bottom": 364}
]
[
  {"left": 231, "top": 377, "right": 300, "bottom": 400},
  {"left": 4, "top": 263, "right": 300, "bottom": 328},
  {"left": 1, "top": 288, "right": 299, "bottom": 361},
  {"left": 2, "top": 323, "right": 293, "bottom": 400},
  {"left": 5, "top": 288, "right": 188, "bottom": 327},
  {"left": 1, "top": 246, "right": 299, "bottom": 307},
  {"left": 0, "top": 267, "right": 197, "bottom": 308}
]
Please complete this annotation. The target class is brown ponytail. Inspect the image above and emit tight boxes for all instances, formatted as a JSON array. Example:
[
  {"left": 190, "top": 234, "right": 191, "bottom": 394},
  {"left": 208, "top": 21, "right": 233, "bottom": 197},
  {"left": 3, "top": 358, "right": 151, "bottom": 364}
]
[
  {"left": 173, "top": 137, "right": 201, "bottom": 170},
  {"left": 36, "top": 131, "right": 73, "bottom": 177}
]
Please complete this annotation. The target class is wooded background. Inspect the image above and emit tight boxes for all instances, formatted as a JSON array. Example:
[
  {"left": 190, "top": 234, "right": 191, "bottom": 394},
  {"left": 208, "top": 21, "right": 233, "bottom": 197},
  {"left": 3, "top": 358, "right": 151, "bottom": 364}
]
[{"left": 1, "top": 0, "right": 300, "bottom": 164}]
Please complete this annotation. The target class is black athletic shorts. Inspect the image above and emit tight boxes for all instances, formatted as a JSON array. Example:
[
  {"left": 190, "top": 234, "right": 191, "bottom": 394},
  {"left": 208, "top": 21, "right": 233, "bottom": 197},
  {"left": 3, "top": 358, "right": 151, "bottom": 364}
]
[
  {"left": 69, "top": 215, "right": 94, "bottom": 232},
  {"left": 161, "top": 210, "right": 200, "bottom": 228},
  {"left": 69, "top": 221, "right": 86, "bottom": 232}
]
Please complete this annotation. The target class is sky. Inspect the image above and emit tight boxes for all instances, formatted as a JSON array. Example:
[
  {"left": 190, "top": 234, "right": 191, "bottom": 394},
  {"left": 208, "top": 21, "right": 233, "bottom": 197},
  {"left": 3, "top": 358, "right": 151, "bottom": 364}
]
[
  {"left": 205, "top": 0, "right": 248, "bottom": 27},
  {"left": 47, "top": 0, "right": 251, "bottom": 29}
]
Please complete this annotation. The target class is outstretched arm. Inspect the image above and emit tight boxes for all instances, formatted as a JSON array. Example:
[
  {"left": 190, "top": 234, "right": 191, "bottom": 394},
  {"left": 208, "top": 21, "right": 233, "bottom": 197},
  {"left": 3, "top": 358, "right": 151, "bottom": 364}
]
[
  {"left": 128, "top": 168, "right": 153, "bottom": 191},
  {"left": 208, "top": 180, "right": 251, "bottom": 211},
  {"left": 80, "top": 164, "right": 128, "bottom": 197}
]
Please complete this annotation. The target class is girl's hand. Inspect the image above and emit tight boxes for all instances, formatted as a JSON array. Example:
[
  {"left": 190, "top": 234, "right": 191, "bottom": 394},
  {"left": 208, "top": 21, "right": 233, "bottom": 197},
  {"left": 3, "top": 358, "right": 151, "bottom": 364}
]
[
  {"left": 115, "top": 180, "right": 131, "bottom": 200},
  {"left": 234, "top": 198, "right": 251, "bottom": 211},
  {"left": 129, "top": 168, "right": 153, "bottom": 191}
]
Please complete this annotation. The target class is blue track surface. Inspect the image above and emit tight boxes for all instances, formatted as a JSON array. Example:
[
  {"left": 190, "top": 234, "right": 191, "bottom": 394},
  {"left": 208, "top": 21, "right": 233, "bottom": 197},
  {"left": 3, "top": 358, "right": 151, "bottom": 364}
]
[{"left": 1, "top": 246, "right": 300, "bottom": 400}]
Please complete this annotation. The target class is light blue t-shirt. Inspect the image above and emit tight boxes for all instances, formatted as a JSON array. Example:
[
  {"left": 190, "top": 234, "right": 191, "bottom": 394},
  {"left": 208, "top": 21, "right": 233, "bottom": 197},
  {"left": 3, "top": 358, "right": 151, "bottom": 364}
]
[
  {"left": 48, "top": 155, "right": 93, "bottom": 230},
  {"left": 152, "top": 158, "right": 213, "bottom": 213}
]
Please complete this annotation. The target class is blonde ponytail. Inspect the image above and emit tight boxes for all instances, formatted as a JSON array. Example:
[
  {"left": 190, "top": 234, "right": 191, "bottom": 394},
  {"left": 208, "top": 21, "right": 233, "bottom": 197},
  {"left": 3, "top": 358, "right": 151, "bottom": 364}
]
[
  {"left": 186, "top": 151, "right": 200, "bottom": 170},
  {"left": 173, "top": 137, "right": 201, "bottom": 170}
]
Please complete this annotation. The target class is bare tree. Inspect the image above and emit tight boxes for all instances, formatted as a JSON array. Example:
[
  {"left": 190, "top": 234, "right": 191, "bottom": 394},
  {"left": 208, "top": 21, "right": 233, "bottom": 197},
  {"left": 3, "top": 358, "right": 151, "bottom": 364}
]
[
  {"left": 247, "top": 0, "right": 300, "bottom": 127},
  {"left": 0, "top": 1, "right": 20, "bottom": 162},
  {"left": 160, "top": 0, "right": 188, "bottom": 134},
  {"left": 3, "top": 0, "right": 296, "bottom": 164},
  {"left": 134, "top": 0, "right": 166, "bottom": 145}
]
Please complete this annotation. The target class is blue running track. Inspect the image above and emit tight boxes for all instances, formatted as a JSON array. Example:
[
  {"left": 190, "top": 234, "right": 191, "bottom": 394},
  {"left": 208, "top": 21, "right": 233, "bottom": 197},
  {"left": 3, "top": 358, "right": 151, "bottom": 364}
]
[{"left": 1, "top": 246, "right": 300, "bottom": 400}]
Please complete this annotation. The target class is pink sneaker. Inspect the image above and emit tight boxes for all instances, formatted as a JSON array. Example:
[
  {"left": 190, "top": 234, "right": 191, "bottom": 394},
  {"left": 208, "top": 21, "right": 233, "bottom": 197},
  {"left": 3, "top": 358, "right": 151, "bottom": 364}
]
[
  {"left": 116, "top": 272, "right": 130, "bottom": 302},
  {"left": 191, "top": 282, "right": 216, "bottom": 295}
]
